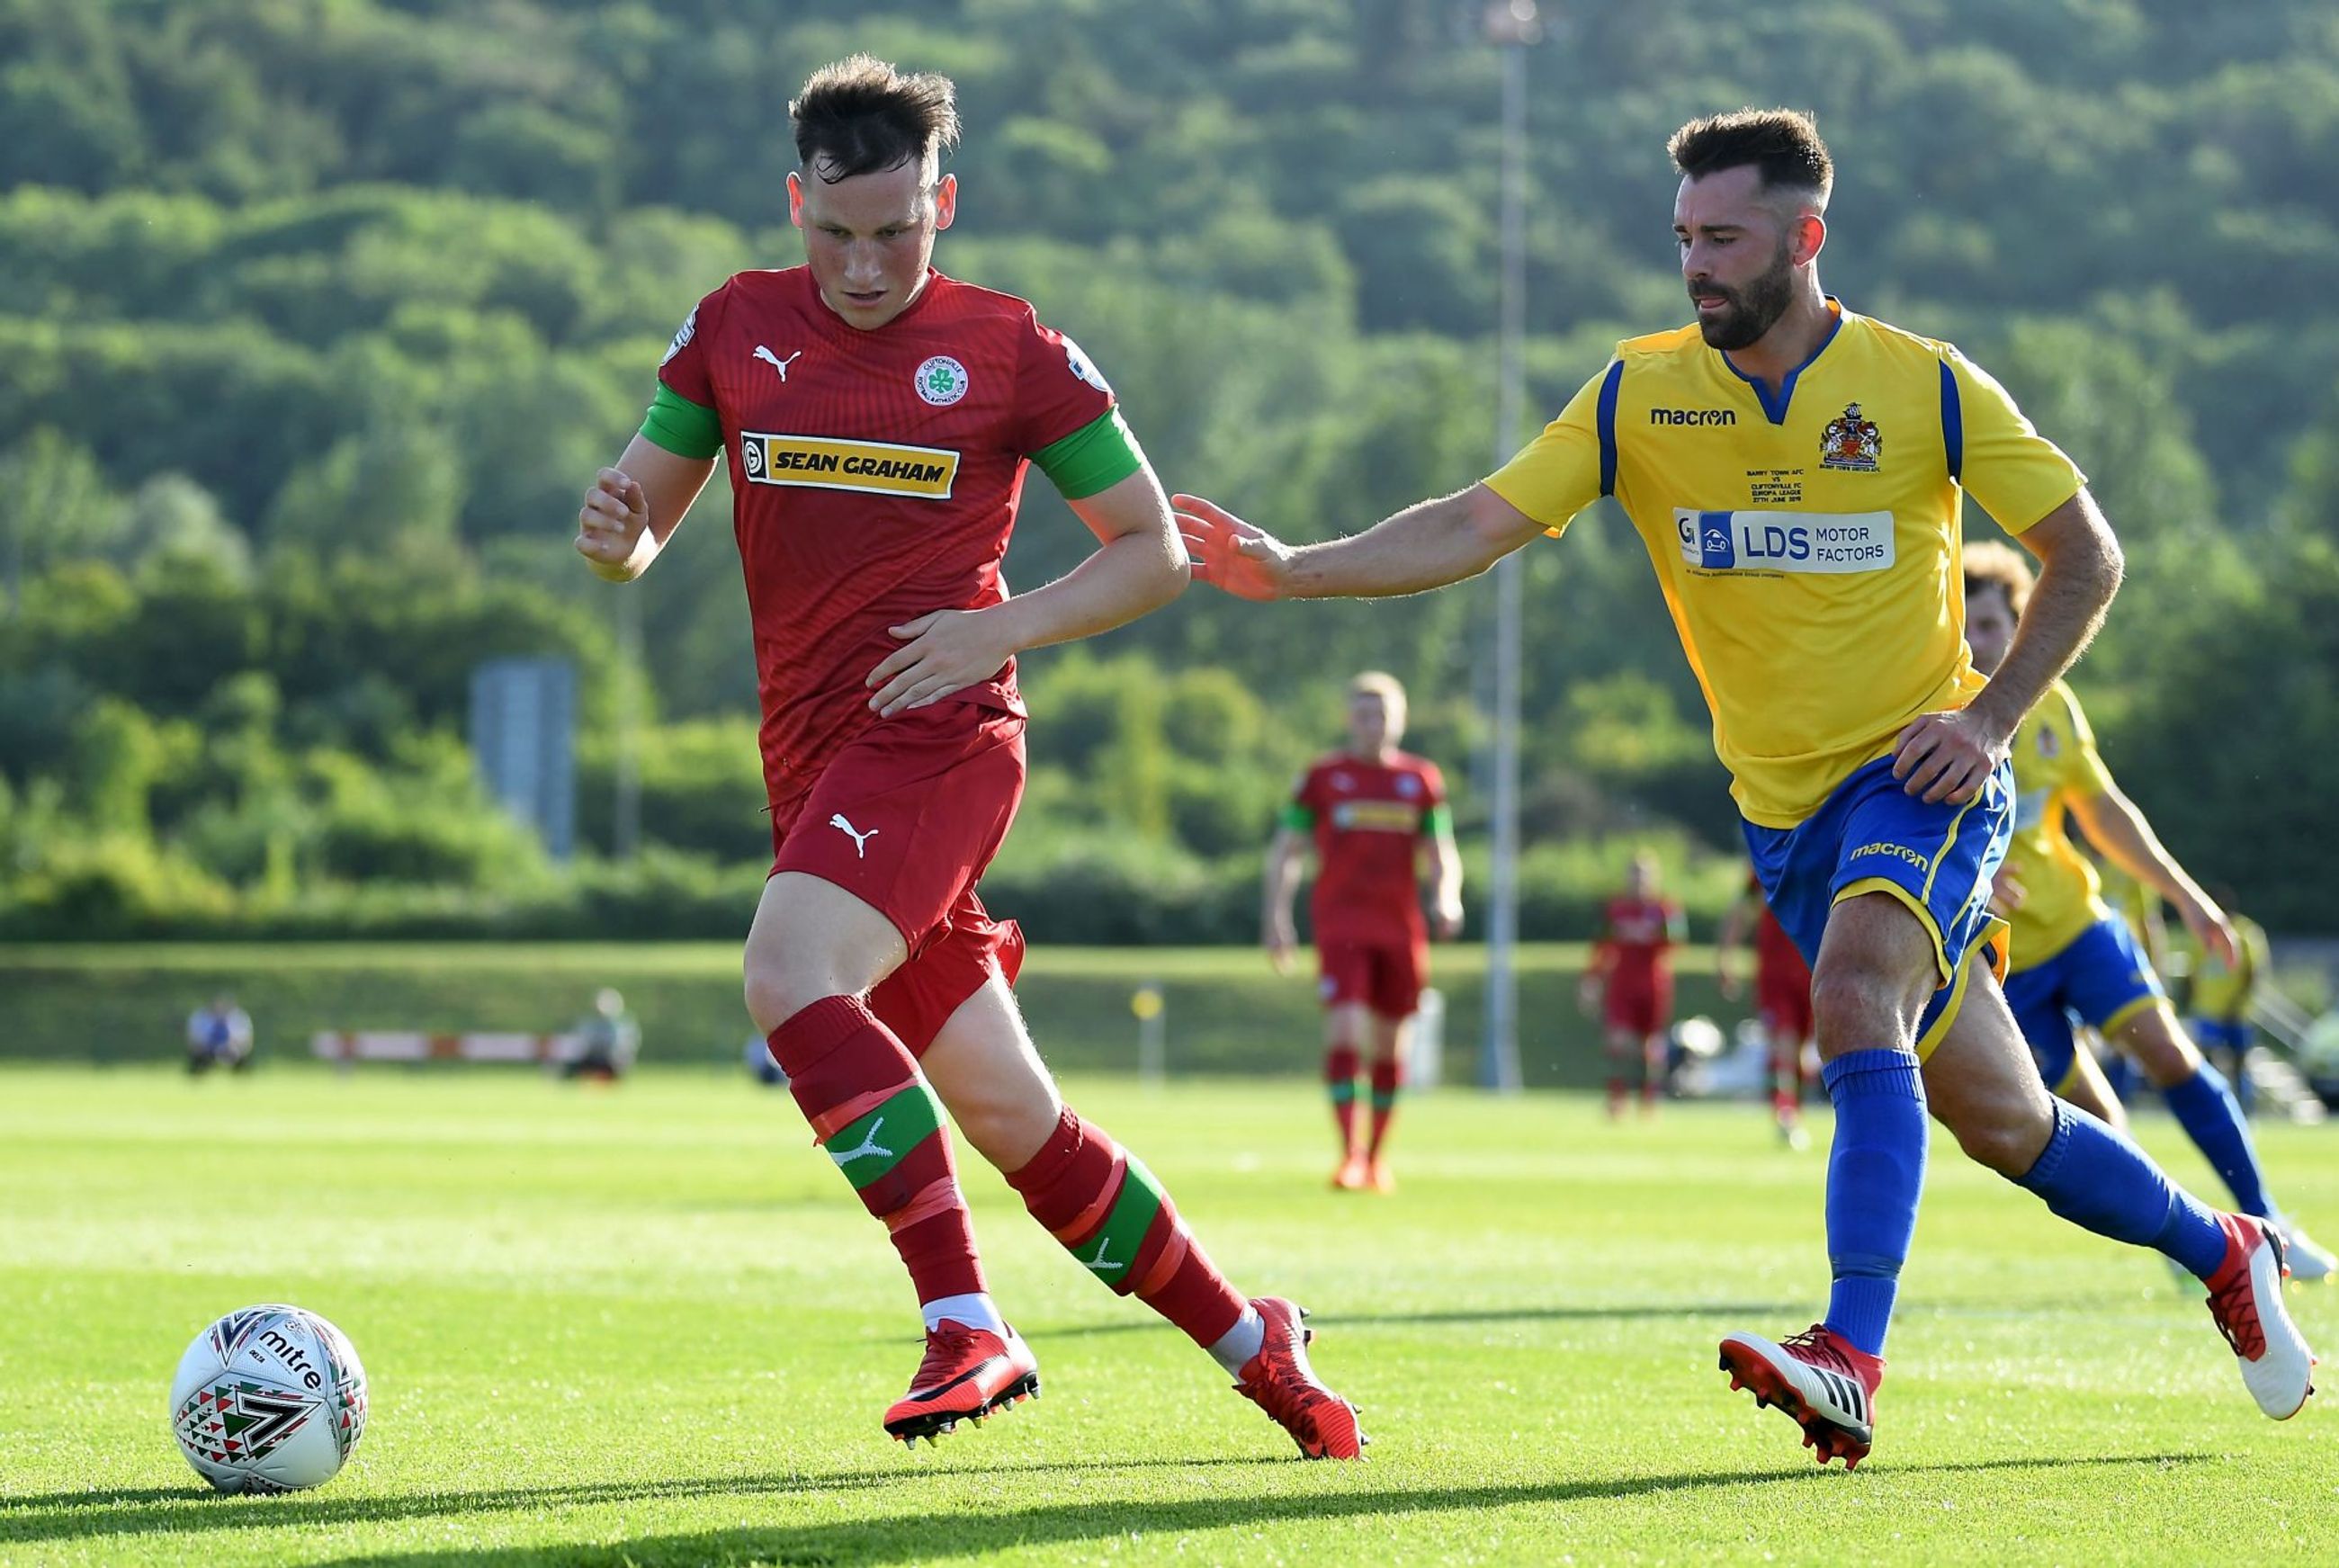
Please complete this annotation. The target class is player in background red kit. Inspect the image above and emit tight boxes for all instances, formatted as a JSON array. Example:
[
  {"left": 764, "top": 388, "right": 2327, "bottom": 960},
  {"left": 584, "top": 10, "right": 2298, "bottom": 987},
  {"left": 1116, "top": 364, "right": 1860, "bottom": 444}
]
[
  {"left": 1263, "top": 673, "right": 1464, "bottom": 1193},
  {"left": 574, "top": 57, "right": 1360, "bottom": 1460},
  {"left": 1721, "top": 871, "right": 1815, "bottom": 1148},
  {"left": 1582, "top": 851, "right": 1688, "bottom": 1117}
]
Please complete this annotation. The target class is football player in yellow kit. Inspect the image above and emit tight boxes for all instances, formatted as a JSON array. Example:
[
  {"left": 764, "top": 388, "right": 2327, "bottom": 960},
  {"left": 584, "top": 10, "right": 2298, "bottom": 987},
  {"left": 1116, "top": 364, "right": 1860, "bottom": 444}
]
[
  {"left": 1175, "top": 109, "right": 2313, "bottom": 1465},
  {"left": 1965, "top": 543, "right": 2332, "bottom": 1280}
]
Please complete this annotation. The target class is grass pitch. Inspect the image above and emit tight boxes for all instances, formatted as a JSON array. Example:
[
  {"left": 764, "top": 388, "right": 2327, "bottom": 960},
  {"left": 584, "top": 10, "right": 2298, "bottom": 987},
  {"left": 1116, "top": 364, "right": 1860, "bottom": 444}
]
[{"left": 4, "top": 1065, "right": 2336, "bottom": 1565}]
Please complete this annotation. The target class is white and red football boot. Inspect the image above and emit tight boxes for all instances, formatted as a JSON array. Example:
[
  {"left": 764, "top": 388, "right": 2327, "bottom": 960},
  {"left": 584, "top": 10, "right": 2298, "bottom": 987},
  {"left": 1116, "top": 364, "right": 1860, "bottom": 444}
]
[
  {"left": 1719, "top": 1323, "right": 1882, "bottom": 1469},
  {"left": 2203, "top": 1213, "right": 2317, "bottom": 1419}
]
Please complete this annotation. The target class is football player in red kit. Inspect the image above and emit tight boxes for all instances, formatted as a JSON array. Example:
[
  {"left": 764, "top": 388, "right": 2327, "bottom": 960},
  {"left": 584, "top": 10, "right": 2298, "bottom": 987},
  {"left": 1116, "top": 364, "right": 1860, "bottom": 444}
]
[
  {"left": 1721, "top": 871, "right": 1816, "bottom": 1147},
  {"left": 1263, "top": 673, "right": 1463, "bottom": 1192},
  {"left": 575, "top": 56, "right": 1359, "bottom": 1459},
  {"left": 1582, "top": 851, "right": 1688, "bottom": 1116}
]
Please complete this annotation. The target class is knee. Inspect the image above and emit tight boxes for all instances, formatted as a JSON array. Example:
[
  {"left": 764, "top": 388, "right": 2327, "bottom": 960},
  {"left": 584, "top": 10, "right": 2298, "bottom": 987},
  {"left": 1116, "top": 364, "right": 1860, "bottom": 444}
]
[
  {"left": 2123, "top": 1014, "right": 2199, "bottom": 1087},
  {"left": 744, "top": 955, "right": 846, "bottom": 1037},
  {"left": 950, "top": 1080, "right": 1059, "bottom": 1172},
  {"left": 1808, "top": 963, "right": 1924, "bottom": 1060},
  {"left": 1949, "top": 1093, "right": 2056, "bottom": 1178}
]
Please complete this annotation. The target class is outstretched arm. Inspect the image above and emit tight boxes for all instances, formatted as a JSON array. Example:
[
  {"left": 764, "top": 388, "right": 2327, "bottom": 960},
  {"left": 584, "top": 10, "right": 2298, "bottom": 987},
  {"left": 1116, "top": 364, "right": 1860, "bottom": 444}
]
[
  {"left": 2067, "top": 784, "right": 2237, "bottom": 967},
  {"left": 1173, "top": 483, "right": 1546, "bottom": 603}
]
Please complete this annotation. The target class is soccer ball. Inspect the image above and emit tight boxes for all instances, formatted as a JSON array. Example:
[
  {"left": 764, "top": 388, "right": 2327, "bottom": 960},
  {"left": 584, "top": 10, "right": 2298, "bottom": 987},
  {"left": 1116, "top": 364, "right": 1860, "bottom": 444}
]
[{"left": 169, "top": 1305, "right": 369, "bottom": 1494}]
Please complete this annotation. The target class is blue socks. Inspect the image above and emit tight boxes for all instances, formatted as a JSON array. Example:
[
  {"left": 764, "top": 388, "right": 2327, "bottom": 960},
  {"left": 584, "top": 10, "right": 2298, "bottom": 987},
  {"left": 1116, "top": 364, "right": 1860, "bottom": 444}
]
[
  {"left": 1820, "top": 1048, "right": 1928, "bottom": 1357},
  {"left": 2164, "top": 1062, "right": 2273, "bottom": 1218},
  {"left": 2015, "top": 1100, "right": 2229, "bottom": 1278}
]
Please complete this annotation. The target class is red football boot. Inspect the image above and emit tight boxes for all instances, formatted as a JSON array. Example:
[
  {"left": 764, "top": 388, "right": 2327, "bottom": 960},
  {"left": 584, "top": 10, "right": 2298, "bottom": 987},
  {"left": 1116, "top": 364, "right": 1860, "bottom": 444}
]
[
  {"left": 883, "top": 1322, "right": 1040, "bottom": 1446},
  {"left": 1233, "top": 1297, "right": 1366, "bottom": 1459}
]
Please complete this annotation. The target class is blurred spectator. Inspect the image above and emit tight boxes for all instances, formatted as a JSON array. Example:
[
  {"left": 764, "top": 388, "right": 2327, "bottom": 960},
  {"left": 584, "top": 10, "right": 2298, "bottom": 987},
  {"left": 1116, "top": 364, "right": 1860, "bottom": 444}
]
[
  {"left": 185, "top": 993, "right": 254, "bottom": 1074},
  {"left": 744, "top": 1034, "right": 790, "bottom": 1088},
  {"left": 566, "top": 988, "right": 640, "bottom": 1081}
]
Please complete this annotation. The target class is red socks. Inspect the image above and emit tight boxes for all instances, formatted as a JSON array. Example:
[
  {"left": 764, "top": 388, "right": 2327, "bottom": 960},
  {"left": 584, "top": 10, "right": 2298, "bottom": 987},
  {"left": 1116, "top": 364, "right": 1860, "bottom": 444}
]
[
  {"left": 766, "top": 995, "right": 984, "bottom": 1307},
  {"left": 1007, "top": 1106, "right": 1245, "bottom": 1349},
  {"left": 1325, "top": 1043, "right": 1361, "bottom": 1151},
  {"left": 1367, "top": 1057, "right": 1401, "bottom": 1158}
]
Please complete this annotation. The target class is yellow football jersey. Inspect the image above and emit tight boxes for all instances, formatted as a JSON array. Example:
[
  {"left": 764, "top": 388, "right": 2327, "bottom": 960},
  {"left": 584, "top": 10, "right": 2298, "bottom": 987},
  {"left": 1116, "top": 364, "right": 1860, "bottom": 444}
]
[
  {"left": 2001, "top": 679, "right": 2117, "bottom": 970},
  {"left": 1487, "top": 302, "right": 2084, "bottom": 828},
  {"left": 2093, "top": 856, "right": 2168, "bottom": 972},
  {"left": 2185, "top": 916, "right": 2270, "bottom": 1022}
]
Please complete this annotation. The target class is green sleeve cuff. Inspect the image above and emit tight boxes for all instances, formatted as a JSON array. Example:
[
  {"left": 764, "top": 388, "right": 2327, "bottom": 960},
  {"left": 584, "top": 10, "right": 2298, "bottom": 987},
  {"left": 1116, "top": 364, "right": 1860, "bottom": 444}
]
[
  {"left": 1031, "top": 408, "right": 1143, "bottom": 500},
  {"left": 1278, "top": 802, "right": 1314, "bottom": 831},
  {"left": 1423, "top": 803, "right": 1453, "bottom": 838},
  {"left": 640, "top": 383, "right": 723, "bottom": 460}
]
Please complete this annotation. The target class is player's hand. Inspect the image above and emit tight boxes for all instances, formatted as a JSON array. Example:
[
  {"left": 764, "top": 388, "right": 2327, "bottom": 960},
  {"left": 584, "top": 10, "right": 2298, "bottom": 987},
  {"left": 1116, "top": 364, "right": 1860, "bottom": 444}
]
[
  {"left": 1717, "top": 964, "right": 1742, "bottom": 1001},
  {"left": 577, "top": 468, "right": 649, "bottom": 580},
  {"left": 866, "top": 607, "right": 1018, "bottom": 718},
  {"left": 2177, "top": 889, "right": 2239, "bottom": 969},
  {"left": 1891, "top": 706, "right": 2010, "bottom": 805},
  {"left": 1170, "top": 493, "right": 1297, "bottom": 601},
  {"left": 1432, "top": 895, "right": 1463, "bottom": 942},
  {"left": 1988, "top": 866, "right": 2029, "bottom": 918},
  {"left": 1263, "top": 916, "right": 1297, "bottom": 975},
  {"left": 1577, "top": 977, "right": 1602, "bottom": 1018}
]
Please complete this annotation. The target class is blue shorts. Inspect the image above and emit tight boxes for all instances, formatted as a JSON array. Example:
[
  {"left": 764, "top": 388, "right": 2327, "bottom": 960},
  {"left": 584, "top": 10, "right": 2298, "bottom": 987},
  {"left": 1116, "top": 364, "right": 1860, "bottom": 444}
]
[
  {"left": 1743, "top": 755, "right": 2013, "bottom": 1060},
  {"left": 2002, "top": 917, "right": 2165, "bottom": 1092}
]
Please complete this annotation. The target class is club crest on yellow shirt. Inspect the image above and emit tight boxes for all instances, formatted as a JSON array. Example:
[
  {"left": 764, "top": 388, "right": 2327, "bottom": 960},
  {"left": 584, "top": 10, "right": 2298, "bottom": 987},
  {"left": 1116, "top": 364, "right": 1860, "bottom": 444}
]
[{"left": 1820, "top": 402, "right": 1882, "bottom": 472}]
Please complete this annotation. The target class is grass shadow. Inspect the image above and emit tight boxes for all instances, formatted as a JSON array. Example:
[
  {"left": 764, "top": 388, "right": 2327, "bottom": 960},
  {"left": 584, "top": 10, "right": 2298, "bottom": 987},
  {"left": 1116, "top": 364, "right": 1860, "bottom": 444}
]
[
  {"left": 0, "top": 1456, "right": 1281, "bottom": 1544},
  {"left": 301, "top": 1455, "right": 2212, "bottom": 1566},
  {"left": 2, "top": 1452, "right": 2209, "bottom": 1559},
  {"left": 1017, "top": 1292, "right": 2163, "bottom": 1342}
]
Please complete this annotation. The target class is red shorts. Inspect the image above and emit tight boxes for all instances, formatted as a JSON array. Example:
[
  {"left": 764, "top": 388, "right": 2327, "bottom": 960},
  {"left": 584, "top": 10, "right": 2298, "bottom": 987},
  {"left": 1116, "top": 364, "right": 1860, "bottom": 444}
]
[
  {"left": 1317, "top": 936, "right": 1426, "bottom": 1019},
  {"left": 1759, "top": 973, "right": 1814, "bottom": 1044},
  {"left": 769, "top": 703, "right": 1027, "bottom": 1056},
  {"left": 1604, "top": 975, "right": 1673, "bottom": 1038}
]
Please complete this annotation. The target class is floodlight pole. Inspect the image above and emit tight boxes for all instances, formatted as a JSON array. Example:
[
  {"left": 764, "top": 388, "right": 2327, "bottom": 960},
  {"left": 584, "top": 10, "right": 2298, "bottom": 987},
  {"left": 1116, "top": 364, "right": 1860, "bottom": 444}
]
[{"left": 1478, "top": 5, "right": 1535, "bottom": 1094}]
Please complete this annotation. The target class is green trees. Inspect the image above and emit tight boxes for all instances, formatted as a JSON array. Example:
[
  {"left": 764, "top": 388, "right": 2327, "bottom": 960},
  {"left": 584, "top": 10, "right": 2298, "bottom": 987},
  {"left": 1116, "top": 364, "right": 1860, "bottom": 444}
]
[{"left": 2, "top": 0, "right": 2335, "bottom": 935}]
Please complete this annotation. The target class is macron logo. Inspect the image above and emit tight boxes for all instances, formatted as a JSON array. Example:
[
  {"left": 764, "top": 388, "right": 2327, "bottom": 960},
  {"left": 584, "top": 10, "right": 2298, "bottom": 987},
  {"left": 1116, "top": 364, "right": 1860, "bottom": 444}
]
[{"left": 1650, "top": 408, "right": 1736, "bottom": 426}]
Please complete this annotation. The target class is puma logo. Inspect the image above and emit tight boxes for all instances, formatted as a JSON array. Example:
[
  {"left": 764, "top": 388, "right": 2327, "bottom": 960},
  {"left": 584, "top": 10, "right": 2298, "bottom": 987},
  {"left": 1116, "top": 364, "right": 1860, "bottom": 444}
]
[
  {"left": 828, "top": 1117, "right": 893, "bottom": 1168},
  {"left": 754, "top": 345, "right": 802, "bottom": 380},
  {"left": 1082, "top": 1234, "right": 1122, "bottom": 1276},
  {"left": 829, "top": 814, "right": 878, "bottom": 857}
]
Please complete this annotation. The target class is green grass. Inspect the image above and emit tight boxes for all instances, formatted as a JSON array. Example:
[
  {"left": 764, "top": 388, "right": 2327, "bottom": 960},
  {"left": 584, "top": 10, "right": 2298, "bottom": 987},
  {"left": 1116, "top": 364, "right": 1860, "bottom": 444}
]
[{"left": 4, "top": 1065, "right": 2337, "bottom": 1565}]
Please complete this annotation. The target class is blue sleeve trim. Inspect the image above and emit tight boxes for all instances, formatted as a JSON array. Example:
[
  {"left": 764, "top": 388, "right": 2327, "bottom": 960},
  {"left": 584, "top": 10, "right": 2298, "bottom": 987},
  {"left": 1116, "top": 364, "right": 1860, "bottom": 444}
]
[
  {"left": 1596, "top": 359, "right": 1624, "bottom": 497},
  {"left": 1940, "top": 356, "right": 1964, "bottom": 485}
]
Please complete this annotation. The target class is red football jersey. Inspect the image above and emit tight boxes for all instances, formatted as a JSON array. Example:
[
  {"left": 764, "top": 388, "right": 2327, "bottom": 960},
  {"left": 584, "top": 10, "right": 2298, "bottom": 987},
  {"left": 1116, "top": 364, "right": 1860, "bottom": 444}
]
[
  {"left": 1596, "top": 896, "right": 1684, "bottom": 988},
  {"left": 659, "top": 266, "right": 1116, "bottom": 788},
  {"left": 1290, "top": 752, "right": 1445, "bottom": 945}
]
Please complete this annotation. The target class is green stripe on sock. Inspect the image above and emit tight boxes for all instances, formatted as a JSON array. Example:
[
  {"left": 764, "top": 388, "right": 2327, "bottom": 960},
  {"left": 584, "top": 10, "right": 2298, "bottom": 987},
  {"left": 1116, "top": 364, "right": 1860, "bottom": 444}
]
[
  {"left": 1371, "top": 1090, "right": 1396, "bottom": 1112},
  {"left": 821, "top": 1082, "right": 942, "bottom": 1192},
  {"left": 1329, "top": 1083, "right": 1357, "bottom": 1105},
  {"left": 1075, "top": 1154, "right": 1168, "bottom": 1291}
]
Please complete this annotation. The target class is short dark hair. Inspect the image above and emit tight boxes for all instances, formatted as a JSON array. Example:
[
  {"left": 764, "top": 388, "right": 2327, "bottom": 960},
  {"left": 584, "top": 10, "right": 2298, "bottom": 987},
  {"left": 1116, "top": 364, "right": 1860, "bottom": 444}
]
[
  {"left": 789, "top": 55, "right": 960, "bottom": 182},
  {"left": 1668, "top": 109, "right": 1833, "bottom": 206}
]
